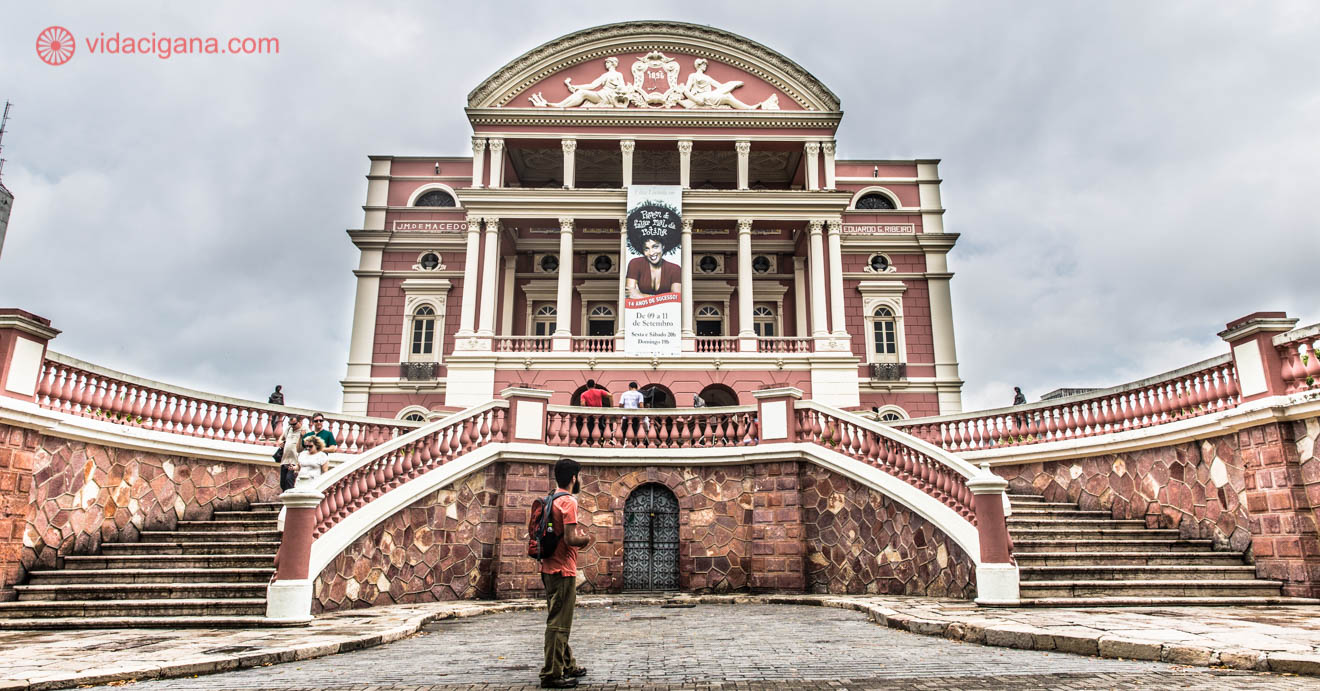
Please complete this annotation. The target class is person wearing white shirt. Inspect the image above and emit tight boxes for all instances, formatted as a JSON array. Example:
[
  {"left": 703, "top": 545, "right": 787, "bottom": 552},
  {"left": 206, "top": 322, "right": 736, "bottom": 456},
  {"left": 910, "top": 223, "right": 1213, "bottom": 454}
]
[
  {"left": 619, "top": 381, "right": 646, "bottom": 441},
  {"left": 297, "top": 434, "right": 330, "bottom": 484}
]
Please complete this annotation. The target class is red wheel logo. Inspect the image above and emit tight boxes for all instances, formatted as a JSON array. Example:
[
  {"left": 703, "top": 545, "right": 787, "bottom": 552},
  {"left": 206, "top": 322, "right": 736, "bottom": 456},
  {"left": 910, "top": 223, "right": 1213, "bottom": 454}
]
[{"left": 36, "top": 26, "right": 76, "bottom": 66}]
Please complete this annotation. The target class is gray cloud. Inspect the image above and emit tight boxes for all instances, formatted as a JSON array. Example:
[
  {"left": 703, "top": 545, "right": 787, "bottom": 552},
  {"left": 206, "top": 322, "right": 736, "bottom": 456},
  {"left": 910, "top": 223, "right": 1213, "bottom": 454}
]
[{"left": 0, "top": 1, "right": 1315, "bottom": 414}]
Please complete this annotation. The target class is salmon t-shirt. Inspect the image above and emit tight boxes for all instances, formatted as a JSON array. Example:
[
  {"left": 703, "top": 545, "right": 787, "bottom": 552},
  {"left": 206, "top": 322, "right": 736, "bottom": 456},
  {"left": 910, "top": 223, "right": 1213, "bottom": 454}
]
[{"left": 540, "top": 493, "right": 579, "bottom": 577}]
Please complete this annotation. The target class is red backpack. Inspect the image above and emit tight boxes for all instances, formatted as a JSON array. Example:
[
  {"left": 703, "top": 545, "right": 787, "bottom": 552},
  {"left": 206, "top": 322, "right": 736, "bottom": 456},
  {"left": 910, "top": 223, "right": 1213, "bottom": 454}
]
[{"left": 527, "top": 491, "right": 570, "bottom": 560}]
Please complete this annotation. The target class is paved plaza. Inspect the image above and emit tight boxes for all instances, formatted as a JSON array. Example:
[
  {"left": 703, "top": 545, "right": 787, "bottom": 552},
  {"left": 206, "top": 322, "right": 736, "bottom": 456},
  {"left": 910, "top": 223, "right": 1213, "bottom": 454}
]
[{"left": 80, "top": 604, "right": 1314, "bottom": 691}]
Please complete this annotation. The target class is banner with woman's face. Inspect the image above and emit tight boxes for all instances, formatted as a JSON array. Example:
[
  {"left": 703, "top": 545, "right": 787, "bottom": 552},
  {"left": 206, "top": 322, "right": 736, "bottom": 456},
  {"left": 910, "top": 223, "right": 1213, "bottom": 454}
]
[{"left": 624, "top": 186, "right": 683, "bottom": 356}]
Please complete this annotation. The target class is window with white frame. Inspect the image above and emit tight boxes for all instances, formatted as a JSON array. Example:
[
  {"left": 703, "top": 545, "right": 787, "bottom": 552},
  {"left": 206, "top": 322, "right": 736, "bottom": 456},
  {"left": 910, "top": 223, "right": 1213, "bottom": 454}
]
[
  {"left": 402, "top": 412, "right": 427, "bottom": 422},
  {"left": 532, "top": 304, "right": 557, "bottom": 336},
  {"left": 588, "top": 304, "right": 615, "bottom": 336},
  {"left": 409, "top": 305, "right": 436, "bottom": 359},
  {"left": 695, "top": 304, "right": 723, "bottom": 337},
  {"left": 752, "top": 304, "right": 777, "bottom": 337},
  {"left": 871, "top": 306, "right": 898, "bottom": 362}
]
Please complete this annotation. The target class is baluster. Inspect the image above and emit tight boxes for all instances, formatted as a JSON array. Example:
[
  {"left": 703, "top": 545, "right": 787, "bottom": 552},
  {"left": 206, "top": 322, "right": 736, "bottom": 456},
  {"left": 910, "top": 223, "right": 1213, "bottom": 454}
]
[{"left": 479, "top": 411, "right": 492, "bottom": 445}]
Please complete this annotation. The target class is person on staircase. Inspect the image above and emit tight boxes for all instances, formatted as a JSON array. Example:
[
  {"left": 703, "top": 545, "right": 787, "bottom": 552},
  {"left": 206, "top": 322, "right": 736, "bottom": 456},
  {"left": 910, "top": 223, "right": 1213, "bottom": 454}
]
[
  {"left": 301, "top": 412, "right": 338, "bottom": 455},
  {"left": 277, "top": 415, "right": 305, "bottom": 492},
  {"left": 297, "top": 434, "right": 330, "bottom": 483}
]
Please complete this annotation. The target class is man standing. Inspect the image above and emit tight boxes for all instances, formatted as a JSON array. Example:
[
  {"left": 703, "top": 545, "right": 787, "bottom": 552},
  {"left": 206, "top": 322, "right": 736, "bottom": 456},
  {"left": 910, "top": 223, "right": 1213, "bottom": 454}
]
[
  {"left": 540, "top": 458, "right": 590, "bottom": 688},
  {"left": 301, "top": 413, "right": 338, "bottom": 454},
  {"left": 618, "top": 381, "right": 644, "bottom": 440}
]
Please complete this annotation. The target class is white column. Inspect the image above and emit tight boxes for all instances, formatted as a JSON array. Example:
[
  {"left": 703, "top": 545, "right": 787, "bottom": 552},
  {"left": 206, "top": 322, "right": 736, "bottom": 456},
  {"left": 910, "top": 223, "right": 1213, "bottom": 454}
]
[
  {"left": 678, "top": 140, "right": 693, "bottom": 189},
  {"left": 620, "top": 139, "right": 634, "bottom": 188},
  {"left": 562, "top": 138, "right": 576, "bottom": 189},
  {"left": 826, "top": 219, "right": 848, "bottom": 339},
  {"left": 926, "top": 250, "right": 963, "bottom": 414},
  {"left": 804, "top": 142, "right": 820, "bottom": 191},
  {"left": 822, "top": 141, "right": 836, "bottom": 191},
  {"left": 681, "top": 218, "right": 695, "bottom": 350},
  {"left": 616, "top": 216, "right": 628, "bottom": 339},
  {"left": 808, "top": 220, "right": 828, "bottom": 338},
  {"left": 342, "top": 247, "right": 382, "bottom": 415},
  {"left": 488, "top": 138, "right": 504, "bottom": 189},
  {"left": 792, "top": 256, "right": 808, "bottom": 338},
  {"left": 477, "top": 218, "right": 501, "bottom": 339},
  {"left": 736, "top": 140, "right": 750, "bottom": 190},
  {"left": 737, "top": 218, "right": 756, "bottom": 351},
  {"left": 917, "top": 160, "right": 943, "bottom": 233},
  {"left": 470, "top": 137, "right": 486, "bottom": 189},
  {"left": 554, "top": 218, "right": 574, "bottom": 350},
  {"left": 500, "top": 256, "right": 515, "bottom": 336},
  {"left": 456, "top": 216, "right": 482, "bottom": 336}
]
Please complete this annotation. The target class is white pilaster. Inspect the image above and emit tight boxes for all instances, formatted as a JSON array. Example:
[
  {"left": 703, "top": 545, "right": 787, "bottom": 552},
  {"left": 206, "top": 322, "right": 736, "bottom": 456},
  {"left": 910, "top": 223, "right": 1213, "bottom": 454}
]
[
  {"left": 562, "top": 138, "right": 576, "bottom": 189},
  {"left": 477, "top": 217, "right": 501, "bottom": 339},
  {"left": 681, "top": 218, "right": 695, "bottom": 351},
  {"left": 456, "top": 216, "right": 482, "bottom": 336},
  {"left": 737, "top": 219, "right": 756, "bottom": 350},
  {"left": 678, "top": 139, "right": 693, "bottom": 189},
  {"left": 488, "top": 138, "right": 504, "bottom": 189},
  {"left": 620, "top": 139, "right": 634, "bottom": 188},
  {"left": 736, "top": 140, "right": 750, "bottom": 190},
  {"left": 363, "top": 158, "right": 390, "bottom": 232},
  {"left": 917, "top": 160, "right": 942, "bottom": 234},
  {"left": 500, "top": 256, "right": 515, "bottom": 336},
  {"left": 616, "top": 216, "right": 628, "bottom": 338},
  {"left": 792, "top": 256, "right": 808, "bottom": 338},
  {"left": 826, "top": 218, "right": 848, "bottom": 339},
  {"left": 822, "top": 141, "right": 836, "bottom": 191},
  {"left": 342, "top": 246, "right": 382, "bottom": 415},
  {"left": 804, "top": 142, "right": 821, "bottom": 191},
  {"left": 926, "top": 250, "right": 964, "bottom": 414},
  {"left": 470, "top": 137, "right": 486, "bottom": 189},
  {"left": 554, "top": 218, "right": 574, "bottom": 350},
  {"left": 808, "top": 220, "right": 828, "bottom": 338}
]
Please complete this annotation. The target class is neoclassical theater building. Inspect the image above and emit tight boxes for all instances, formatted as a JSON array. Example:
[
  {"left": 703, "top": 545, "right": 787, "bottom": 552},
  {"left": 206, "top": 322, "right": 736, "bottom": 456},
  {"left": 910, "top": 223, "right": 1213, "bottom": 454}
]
[{"left": 340, "top": 21, "right": 964, "bottom": 421}]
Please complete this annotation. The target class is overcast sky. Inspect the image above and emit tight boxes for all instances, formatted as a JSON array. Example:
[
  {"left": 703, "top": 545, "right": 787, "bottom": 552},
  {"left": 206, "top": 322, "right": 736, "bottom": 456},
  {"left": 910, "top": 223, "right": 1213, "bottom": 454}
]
[{"left": 1, "top": 1, "right": 1315, "bottom": 414}]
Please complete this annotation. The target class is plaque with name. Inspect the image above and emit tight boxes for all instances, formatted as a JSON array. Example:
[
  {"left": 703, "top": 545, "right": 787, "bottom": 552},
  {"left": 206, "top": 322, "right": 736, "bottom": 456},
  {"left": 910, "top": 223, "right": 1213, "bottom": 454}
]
[
  {"left": 392, "top": 220, "right": 466, "bottom": 232},
  {"left": 842, "top": 223, "right": 916, "bottom": 235}
]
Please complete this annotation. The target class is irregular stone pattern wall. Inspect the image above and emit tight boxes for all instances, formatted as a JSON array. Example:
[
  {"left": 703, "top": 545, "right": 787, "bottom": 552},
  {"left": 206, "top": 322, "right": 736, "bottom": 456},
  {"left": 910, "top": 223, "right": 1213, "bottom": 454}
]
[
  {"left": 0, "top": 422, "right": 278, "bottom": 599},
  {"left": 313, "top": 460, "right": 977, "bottom": 612},
  {"left": 0, "top": 425, "right": 38, "bottom": 600}
]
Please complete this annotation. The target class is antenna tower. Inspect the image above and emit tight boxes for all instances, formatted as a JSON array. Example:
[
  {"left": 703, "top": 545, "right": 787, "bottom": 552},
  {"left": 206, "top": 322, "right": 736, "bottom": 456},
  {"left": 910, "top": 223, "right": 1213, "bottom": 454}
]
[{"left": 0, "top": 101, "right": 11, "bottom": 183}]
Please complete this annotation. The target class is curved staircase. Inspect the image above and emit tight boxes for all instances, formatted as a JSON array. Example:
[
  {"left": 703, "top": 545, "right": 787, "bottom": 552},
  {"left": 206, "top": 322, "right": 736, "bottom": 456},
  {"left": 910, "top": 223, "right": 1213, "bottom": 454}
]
[
  {"left": 0, "top": 502, "right": 280, "bottom": 629},
  {"left": 1009, "top": 493, "right": 1318, "bottom": 606}
]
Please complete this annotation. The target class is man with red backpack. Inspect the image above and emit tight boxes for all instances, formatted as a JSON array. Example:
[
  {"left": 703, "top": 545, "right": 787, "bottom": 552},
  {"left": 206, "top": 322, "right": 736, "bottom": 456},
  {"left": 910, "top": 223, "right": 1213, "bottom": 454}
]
[{"left": 529, "top": 458, "right": 592, "bottom": 688}]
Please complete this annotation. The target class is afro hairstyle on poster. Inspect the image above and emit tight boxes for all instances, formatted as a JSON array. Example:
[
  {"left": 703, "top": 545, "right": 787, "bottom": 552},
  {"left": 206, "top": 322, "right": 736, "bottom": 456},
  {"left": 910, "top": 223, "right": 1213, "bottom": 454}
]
[{"left": 625, "top": 200, "right": 683, "bottom": 258}]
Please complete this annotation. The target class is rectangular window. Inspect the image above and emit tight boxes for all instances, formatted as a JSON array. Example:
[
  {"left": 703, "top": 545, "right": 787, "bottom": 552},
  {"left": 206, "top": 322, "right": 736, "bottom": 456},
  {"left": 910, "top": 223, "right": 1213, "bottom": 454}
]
[{"left": 412, "top": 319, "right": 434, "bottom": 355}]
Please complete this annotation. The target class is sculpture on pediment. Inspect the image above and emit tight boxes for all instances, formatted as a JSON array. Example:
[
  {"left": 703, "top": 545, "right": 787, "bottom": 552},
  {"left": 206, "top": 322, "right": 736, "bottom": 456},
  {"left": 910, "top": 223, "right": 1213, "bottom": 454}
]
[
  {"left": 527, "top": 53, "right": 780, "bottom": 110},
  {"left": 679, "top": 58, "right": 778, "bottom": 110},
  {"left": 529, "top": 57, "right": 633, "bottom": 108}
]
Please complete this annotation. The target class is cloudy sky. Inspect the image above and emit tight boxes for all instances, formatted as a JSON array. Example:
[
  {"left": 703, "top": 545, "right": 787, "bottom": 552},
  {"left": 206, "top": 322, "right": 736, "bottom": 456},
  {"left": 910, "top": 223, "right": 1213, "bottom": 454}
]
[{"left": 1, "top": 1, "right": 1315, "bottom": 414}]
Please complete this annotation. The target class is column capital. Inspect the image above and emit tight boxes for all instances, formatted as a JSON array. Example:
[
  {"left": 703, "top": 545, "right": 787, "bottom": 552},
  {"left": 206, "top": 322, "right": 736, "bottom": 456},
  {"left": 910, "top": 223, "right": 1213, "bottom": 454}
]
[
  {"left": 482, "top": 217, "right": 501, "bottom": 230},
  {"left": 821, "top": 141, "right": 835, "bottom": 155},
  {"left": 561, "top": 138, "right": 577, "bottom": 153},
  {"left": 735, "top": 140, "right": 751, "bottom": 155},
  {"left": 804, "top": 141, "right": 821, "bottom": 155},
  {"left": 487, "top": 138, "right": 504, "bottom": 152},
  {"left": 471, "top": 137, "right": 486, "bottom": 152},
  {"left": 677, "top": 139, "right": 693, "bottom": 154},
  {"left": 682, "top": 218, "right": 693, "bottom": 232},
  {"left": 807, "top": 219, "right": 825, "bottom": 234},
  {"left": 620, "top": 139, "right": 635, "bottom": 153},
  {"left": 737, "top": 218, "right": 754, "bottom": 234},
  {"left": 793, "top": 256, "right": 806, "bottom": 268},
  {"left": 559, "top": 217, "right": 575, "bottom": 233},
  {"left": 466, "top": 216, "right": 483, "bottom": 232},
  {"left": 825, "top": 218, "right": 843, "bottom": 233}
]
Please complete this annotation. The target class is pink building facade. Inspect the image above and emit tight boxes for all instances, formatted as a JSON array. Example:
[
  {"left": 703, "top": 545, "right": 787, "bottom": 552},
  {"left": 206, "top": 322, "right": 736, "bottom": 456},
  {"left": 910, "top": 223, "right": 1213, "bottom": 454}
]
[{"left": 341, "top": 22, "right": 964, "bottom": 421}]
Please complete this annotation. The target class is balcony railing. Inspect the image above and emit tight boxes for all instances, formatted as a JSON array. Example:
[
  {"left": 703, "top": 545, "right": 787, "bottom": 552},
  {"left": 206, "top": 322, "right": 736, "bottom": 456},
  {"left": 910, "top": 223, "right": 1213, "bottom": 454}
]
[
  {"left": 757, "top": 337, "right": 812, "bottom": 353},
  {"left": 695, "top": 336, "right": 739, "bottom": 353},
  {"left": 400, "top": 362, "right": 439, "bottom": 381},
  {"left": 495, "top": 336, "right": 552, "bottom": 352},
  {"left": 870, "top": 362, "right": 908, "bottom": 381},
  {"left": 572, "top": 336, "right": 616, "bottom": 353}
]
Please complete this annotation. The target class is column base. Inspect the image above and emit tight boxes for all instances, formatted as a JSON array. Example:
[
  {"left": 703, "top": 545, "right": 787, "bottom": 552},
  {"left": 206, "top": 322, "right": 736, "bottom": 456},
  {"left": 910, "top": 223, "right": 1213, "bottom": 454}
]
[
  {"left": 552, "top": 334, "right": 572, "bottom": 352},
  {"left": 682, "top": 335, "right": 696, "bottom": 352},
  {"left": 974, "top": 563, "right": 1021, "bottom": 606},
  {"left": 738, "top": 334, "right": 758, "bottom": 352},
  {"left": 266, "top": 579, "right": 314, "bottom": 623}
]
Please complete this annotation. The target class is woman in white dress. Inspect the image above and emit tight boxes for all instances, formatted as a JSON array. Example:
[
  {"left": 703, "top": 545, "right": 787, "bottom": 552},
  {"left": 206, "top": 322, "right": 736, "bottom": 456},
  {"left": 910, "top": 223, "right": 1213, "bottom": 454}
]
[{"left": 297, "top": 434, "right": 330, "bottom": 483}]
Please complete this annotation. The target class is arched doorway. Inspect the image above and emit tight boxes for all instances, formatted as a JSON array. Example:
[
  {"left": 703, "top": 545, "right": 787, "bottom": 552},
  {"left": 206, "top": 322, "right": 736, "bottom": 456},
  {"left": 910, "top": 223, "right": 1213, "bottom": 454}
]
[
  {"left": 640, "top": 383, "right": 675, "bottom": 409},
  {"left": 623, "top": 483, "right": 679, "bottom": 591},
  {"left": 698, "top": 384, "right": 739, "bottom": 407}
]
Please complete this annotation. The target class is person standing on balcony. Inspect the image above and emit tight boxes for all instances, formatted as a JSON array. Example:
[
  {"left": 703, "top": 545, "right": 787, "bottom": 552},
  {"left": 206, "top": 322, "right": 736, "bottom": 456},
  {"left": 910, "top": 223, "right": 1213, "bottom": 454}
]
[
  {"left": 539, "top": 458, "right": 590, "bottom": 688},
  {"left": 268, "top": 385, "right": 284, "bottom": 405},
  {"left": 301, "top": 413, "right": 338, "bottom": 454},
  {"left": 619, "top": 381, "right": 645, "bottom": 441},
  {"left": 579, "top": 380, "right": 610, "bottom": 444}
]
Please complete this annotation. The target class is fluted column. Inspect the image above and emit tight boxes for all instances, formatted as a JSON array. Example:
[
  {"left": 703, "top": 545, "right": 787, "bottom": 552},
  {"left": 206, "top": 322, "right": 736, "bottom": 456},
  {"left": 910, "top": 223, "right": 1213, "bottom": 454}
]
[
  {"left": 488, "top": 138, "right": 504, "bottom": 188},
  {"left": 477, "top": 217, "right": 501, "bottom": 339},
  {"left": 808, "top": 220, "right": 828, "bottom": 338},
  {"left": 804, "top": 142, "right": 820, "bottom": 191},
  {"left": 822, "top": 141, "right": 836, "bottom": 190},
  {"left": 792, "top": 256, "right": 808, "bottom": 337},
  {"left": 737, "top": 218, "right": 756, "bottom": 351},
  {"left": 736, "top": 141, "right": 750, "bottom": 190},
  {"left": 554, "top": 218, "right": 574, "bottom": 350},
  {"left": 456, "top": 216, "right": 483, "bottom": 337},
  {"left": 826, "top": 219, "right": 848, "bottom": 340},
  {"left": 562, "top": 138, "right": 576, "bottom": 189},
  {"left": 616, "top": 216, "right": 628, "bottom": 340},
  {"left": 470, "top": 137, "right": 486, "bottom": 189},
  {"left": 678, "top": 140, "right": 693, "bottom": 189},
  {"left": 681, "top": 218, "right": 695, "bottom": 351},
  {"left": 620, "top": 139, "right": 634, "bottom": 187}
]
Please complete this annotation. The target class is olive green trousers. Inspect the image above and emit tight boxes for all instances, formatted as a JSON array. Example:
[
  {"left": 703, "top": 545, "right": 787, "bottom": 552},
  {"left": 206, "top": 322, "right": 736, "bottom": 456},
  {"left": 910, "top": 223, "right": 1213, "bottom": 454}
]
[{"left": 540, "top": 572, "right": 579, "bottom": 681}]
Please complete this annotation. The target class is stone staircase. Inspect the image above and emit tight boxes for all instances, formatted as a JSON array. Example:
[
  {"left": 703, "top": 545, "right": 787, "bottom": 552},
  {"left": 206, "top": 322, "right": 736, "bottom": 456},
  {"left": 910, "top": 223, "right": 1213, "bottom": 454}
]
[
  {"left": 0, "top": 502, "right": 281, "bottom": 629},
  {"left": 1009, "top": 493, "right": 1317, "bottom": 606}
]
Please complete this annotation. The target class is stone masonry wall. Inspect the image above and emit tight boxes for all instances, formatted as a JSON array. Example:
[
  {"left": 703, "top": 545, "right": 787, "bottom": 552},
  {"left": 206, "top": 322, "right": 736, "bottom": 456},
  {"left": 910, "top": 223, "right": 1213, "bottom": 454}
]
[
  {"left": 0, "top": 425, "right": 37, "bottom": 600},
  {"left": 313, "top": 459, "right": 977, "bottom": 612}
]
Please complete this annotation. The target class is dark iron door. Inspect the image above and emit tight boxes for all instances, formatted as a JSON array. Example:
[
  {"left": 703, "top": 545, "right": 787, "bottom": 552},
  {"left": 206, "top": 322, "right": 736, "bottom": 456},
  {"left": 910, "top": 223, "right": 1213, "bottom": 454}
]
[{"left": 623, "top": 484, "right": 680, "bottom": 590}]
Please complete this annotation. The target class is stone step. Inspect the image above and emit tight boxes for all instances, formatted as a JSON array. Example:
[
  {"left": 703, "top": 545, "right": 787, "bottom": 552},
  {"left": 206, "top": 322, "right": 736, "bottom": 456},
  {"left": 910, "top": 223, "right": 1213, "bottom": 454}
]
[
  {"left": 1011, "top": 528, "right": 1183, "bottom": 539},
  {"left": 27, "top": 568, "right": 273, "bottom": 585},
  {"left": 247, "top": 502, "right": 283, "bottom": 510},
  {"left": 1009, "top": 509, "right": 1113, "bottom": 519},
  {"left": 1016, "top": 596, "right": 1320, "bottom": 608},
  {"left": 14, "top": 582, "right": 268, "bottom": 601},
  {"left": 0, "top": 615, "right": 281, "bottom": 630},
  {"left": 100, "top": 541, "right": 282, "bottom": 555},
  {"left": 1018, "top": 565, "right": 1261, "bottom": 581},
  {"left": 214, "top": 509, "right": 280, "bottom": 518},
  {"left": 64, "top": 554, "right": 275, "bottom": 570},
  {"left": 0, "top": 598, "right": 267, "bottom": 618},
  {"left": 1013, "top": 538, "right": 1215, "bottom": 553},
  {"left": 1007, "top": 518, "right": 1147, "bottom": 529},
  {"left": 139, "top": 530, "right": 282, "bottom": 541},
  {"left": 174, "top": 520, "right": 278, "bottom": 532},
  {"left": 1007, "top": 494, "right": 1045, "bottom": 502},
  {"left": 1018, "top": 579, "right": 1284, "bottom": 599},
  {"left": 1012, "top": 551, "right": 1249, "bottom": 567}
]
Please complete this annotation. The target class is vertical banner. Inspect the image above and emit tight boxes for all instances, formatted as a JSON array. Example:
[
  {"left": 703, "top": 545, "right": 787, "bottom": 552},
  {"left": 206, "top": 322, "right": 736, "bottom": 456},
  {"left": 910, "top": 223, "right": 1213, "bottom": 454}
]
[{"left": 624, "top": 185, "right": 683, "bottom": 356}]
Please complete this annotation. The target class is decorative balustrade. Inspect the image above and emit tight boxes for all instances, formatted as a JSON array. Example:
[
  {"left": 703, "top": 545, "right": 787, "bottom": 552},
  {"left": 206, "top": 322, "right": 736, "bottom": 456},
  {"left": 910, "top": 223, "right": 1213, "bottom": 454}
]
[
  {"left": 894, "top": 355, "right": 1241, "bottom": 453},
  {"left": 311, "top": 401, "right": 507, "bottom": 537},
  {"left": 571, "top": 336, "right": 616, "bottom": 353},
  {"left": 695, "top": 336, "right": 739, "bottom": 353},
  {"left": 1276, "top": 323, "right": 1320, "bottom": 394},
  {"left": 545, "top": 405, "right": 758, "bottom": 448},
  {"left": 756, "top": 337, "right": 812, "bottom": 353},
  {"left": 795, "top": 401, "right": 979, "bottom": 522},
  {"left": 35, "top": 353, "right": 418, "bottom": 453},
  {"left": 495, "top": 336, "right": 553, "bottom": 352}
]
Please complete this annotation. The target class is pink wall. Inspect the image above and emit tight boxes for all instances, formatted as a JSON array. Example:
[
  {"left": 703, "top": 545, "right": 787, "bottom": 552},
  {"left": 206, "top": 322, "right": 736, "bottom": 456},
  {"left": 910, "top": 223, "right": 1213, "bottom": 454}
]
[
  {"left": 835, "top": 162, "right": 917, "bottom": 178},
  {"left": 857, "top": 392, "right": 941, "bottom": 419},
  {"left": 492, "top": 369, "right": 811, "bottom": 406}
]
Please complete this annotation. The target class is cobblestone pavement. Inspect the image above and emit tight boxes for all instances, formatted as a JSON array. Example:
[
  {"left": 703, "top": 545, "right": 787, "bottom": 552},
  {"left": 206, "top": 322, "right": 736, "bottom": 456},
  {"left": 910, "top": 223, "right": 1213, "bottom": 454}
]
[{"left": 94, "top": 605, "right": 1313, "bottom": 690}]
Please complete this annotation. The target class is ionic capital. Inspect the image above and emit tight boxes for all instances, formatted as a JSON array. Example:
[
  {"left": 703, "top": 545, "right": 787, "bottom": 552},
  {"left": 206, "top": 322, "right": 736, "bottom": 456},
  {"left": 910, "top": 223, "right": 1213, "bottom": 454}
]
[
  {"left": 677, "top": 139, "right": 693, "bottom": 154},
  {"left": 804, "top": 141, "right": 821, "bottom": 155},
  {"left": 735, "top": 140, "right": 751, "bottom": 155},
  {"left": 559, "top": 218, "right": 575, "bottom": 233},
  {"left": 561, "top": 138, "right": 577, "bottom": 153},
  {"left": 620, "top": 139, "right": 635, "bottom": 154},
  {"left": 471, "top": 137, "right": 486, "bottom": 152}
]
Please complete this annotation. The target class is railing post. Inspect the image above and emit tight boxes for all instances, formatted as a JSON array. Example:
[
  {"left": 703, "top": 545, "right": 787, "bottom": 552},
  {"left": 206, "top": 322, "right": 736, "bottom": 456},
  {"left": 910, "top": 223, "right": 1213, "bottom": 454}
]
[
  {"left": 752, "top": 386, "right": 803, "bottom": 443},
  {"left": 1219, "top": 311, "right": 1298, "bottom": 403},
  {"left": 501, "top": 387, "right": 554, "bottom": 443},
  {"left": 966, "top": 464, "right": 1019, "bottom": 606},
  {"left": 266, "top": 486, "right": 324, "bottom": 623},
  {"left": 0, "top": 309, "right": 60, "bottom": 404}
]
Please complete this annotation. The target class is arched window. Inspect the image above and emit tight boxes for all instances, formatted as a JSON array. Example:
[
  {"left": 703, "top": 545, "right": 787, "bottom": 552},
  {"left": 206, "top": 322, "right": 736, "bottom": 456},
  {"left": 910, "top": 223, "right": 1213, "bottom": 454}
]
[
  {"left": 879, "top": 411, "right": 903, "bottom": 422},
  {"left": 403, "top": 412, "right": 426, "bottom": 422},
  {"left": 588, "top": 304, "right": 615, "bottom": 336},
  {"left": 414, "top": 189, "right": 456, "bottom": 207},
  {"left": 695, "top": 304, "right": 723, "bottom": 337},
  {"left": 855, "top": 192, "right": 896, "bottom": 210},
  {"left": 532, "top": 304, "right": 557, "bottom": 337},
  {"left": 410, "top": 305, "right": 436, "bottom": 357},
  {"left": 872, "top": 306, "right": 897, "bottom": 359},
  {"left": 752, "top": 304, "right": 776, "bottom": 337}
]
